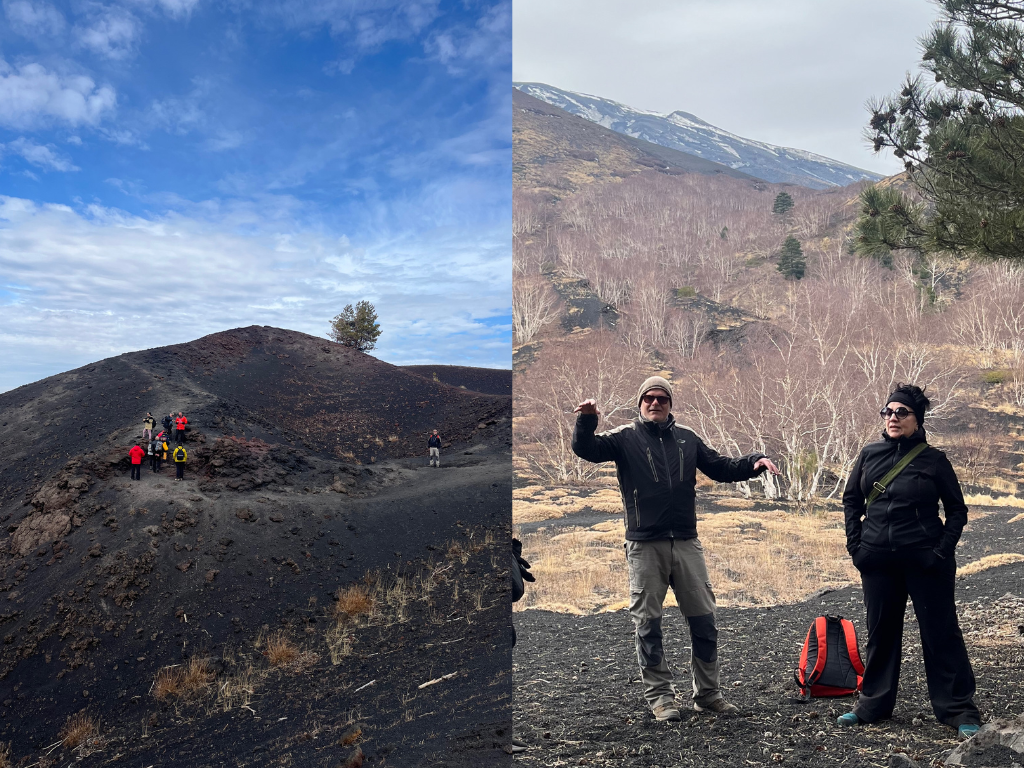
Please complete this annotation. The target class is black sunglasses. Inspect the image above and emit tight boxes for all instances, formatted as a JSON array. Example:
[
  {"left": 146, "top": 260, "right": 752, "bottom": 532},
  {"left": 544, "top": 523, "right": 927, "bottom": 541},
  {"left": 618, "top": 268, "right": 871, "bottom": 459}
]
[
  {"left": 642, "top": 394, "right": 670, "bottom": 405},
  {"left": 879, "top": 407, "right": 914, "bottom": 420}
]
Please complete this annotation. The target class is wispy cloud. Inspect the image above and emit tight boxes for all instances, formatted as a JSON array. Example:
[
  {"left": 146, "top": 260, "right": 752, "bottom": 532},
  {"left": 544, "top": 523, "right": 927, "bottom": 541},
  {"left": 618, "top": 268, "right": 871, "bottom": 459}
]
[
  {"left": 2, "top": 137, "right": 79, "bottom": 171},
  {"left": 3, "top": 0, "right": 66, "bottom": 38},
  {"left": 75, "top": 8, "right": 142, "bottom": 60},
  {"left": 0, "top": 59, "right": 117, "bottom": 129}
]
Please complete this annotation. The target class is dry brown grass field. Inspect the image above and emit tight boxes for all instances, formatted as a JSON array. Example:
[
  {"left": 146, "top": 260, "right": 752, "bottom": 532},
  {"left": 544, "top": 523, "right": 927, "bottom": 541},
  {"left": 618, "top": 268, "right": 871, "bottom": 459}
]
[{"left": 514, "top": 491, "right": 859, "bottom": 613}]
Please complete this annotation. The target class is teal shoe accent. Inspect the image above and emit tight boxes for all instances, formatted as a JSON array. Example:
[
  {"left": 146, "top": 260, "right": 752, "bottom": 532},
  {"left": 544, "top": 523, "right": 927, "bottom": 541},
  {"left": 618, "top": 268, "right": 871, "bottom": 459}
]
[
  {"left": 958, "top": 723, "right": 980, "bottom": 739},
  {"left": 836, "top": 712, "right": 861, "bottom": 726}
]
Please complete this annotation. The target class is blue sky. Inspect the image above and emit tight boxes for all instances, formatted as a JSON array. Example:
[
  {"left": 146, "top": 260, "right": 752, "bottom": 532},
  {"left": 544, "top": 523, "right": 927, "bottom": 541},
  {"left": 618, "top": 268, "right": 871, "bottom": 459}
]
[{"left": 0, "top": 0, "right": 511, "bottom": 391}]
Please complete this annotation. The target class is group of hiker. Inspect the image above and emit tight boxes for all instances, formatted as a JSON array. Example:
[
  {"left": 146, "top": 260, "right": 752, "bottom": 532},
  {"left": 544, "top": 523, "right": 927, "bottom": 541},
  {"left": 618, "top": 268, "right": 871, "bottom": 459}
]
[
  {"left": 128, "top": 411, "right": 190, "bottom": 482},
  {"left": 511, "top": 375, "right": 980, "bottom": 753}
]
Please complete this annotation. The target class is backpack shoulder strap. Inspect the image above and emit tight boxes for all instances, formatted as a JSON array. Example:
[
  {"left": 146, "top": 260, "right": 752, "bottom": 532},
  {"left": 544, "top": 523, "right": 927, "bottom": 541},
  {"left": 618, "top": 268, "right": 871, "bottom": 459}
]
[
  {"left": 866, "top": 442, "right": 928, "bottom": 510},
  {"left": 805, "top": 616, "right": 829, "bottom": 688},
  {"left": 840, "top": 618, "right": 865, "bottom": 678}
]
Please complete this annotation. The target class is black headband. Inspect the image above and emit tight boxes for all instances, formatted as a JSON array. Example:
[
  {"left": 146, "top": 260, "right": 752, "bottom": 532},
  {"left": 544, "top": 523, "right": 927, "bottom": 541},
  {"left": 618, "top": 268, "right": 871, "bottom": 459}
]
[{"left": 886, "top": 391, "right": 924, "bottom": 424}]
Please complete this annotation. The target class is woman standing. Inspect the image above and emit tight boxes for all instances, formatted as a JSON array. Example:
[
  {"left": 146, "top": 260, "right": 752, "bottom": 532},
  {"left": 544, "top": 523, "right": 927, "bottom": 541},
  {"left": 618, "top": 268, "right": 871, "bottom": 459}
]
[{"left": 839, "top": 384, "right": 980, "bottom": 737}]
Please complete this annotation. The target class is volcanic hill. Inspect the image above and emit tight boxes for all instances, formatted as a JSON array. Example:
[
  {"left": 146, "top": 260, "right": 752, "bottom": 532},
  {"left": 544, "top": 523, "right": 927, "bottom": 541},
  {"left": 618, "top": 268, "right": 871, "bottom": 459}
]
[{"left": 0, "top": 326, "right": 513, "bottom": 766}]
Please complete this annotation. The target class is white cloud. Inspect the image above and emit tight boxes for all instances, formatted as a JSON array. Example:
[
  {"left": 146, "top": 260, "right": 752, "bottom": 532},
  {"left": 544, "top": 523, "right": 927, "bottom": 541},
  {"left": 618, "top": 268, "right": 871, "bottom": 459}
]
[
  {"left": 264, "top": 0, "right": 440, "bottom": 52},
  {"left": 425, "top": 0, "right": 510, "bottom": 75},
  {"left": 75, "top": 10, "right": 142, "bottom": 60},
  {"left": 0, "top": 59, "right": 117, "bottom": 129},
  {"left": 0, "top": 195, "right": 510, "bottom": 391},
  {"left": 3, "top": 0, "right": 66, "bottom": 38},
  {"left": 2, "top": 137, "right": 79, "bottom": 171}
]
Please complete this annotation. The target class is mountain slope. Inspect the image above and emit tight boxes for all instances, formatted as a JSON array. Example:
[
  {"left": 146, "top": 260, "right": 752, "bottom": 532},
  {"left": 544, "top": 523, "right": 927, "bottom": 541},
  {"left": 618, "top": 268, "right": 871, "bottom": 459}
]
[
  {"left": 0, "top": 326, "right": 512, "bottom": 766},
  {"left": 515, "top": 82, "right": 882, "bottom": 190},
  {"left": 514, "top": 88, "right": 761, "bottom": 195}
]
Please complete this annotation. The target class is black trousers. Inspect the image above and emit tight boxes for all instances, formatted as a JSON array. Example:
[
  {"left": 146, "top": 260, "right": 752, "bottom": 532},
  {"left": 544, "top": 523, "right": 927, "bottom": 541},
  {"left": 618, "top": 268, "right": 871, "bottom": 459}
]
[
  {"left": 176, "top": 429, "right": 185, "bottom": 445},
  {"left": 176, "top": 464, "right": 184, "bottom": 479},
  {"left": 853, "top": 548, "right": 979, "bottom": 727},
  {"left": 131, "top": 465, "right": 141, "bottom": 480},
  {"left": 151, "top": 455, "right": 160, "bottom": 472}
]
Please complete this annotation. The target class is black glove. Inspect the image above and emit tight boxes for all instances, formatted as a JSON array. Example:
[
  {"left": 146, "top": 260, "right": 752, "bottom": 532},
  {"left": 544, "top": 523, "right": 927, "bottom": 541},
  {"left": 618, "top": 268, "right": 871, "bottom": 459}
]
[{"left": 512, "top": 537, "right": 535, "bottom": 583}]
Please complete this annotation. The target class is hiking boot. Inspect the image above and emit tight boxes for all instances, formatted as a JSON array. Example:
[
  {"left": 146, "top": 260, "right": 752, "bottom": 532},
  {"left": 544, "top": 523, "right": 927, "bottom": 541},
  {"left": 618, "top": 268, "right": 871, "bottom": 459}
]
[
  {"left": 653, "top": 702, "right": 681, "bottom": 722},
  {"left": 958, "top": 723, "right": 980, "bottom": 739},
  {"left": 693, "top": 698, "right": 738, "bottom": 715},
  {"left": 836, "top": 712, "right": 862, "bottom": 726}
]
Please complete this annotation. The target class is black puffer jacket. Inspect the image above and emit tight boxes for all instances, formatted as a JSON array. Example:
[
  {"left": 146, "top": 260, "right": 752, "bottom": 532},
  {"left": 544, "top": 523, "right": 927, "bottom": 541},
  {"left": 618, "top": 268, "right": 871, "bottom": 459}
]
[
  {"left": 572, "top": 413, "right": 765, "bottom": 541},
  {"left": 843, "top": 428, "right": 967, "bottom": 559}
]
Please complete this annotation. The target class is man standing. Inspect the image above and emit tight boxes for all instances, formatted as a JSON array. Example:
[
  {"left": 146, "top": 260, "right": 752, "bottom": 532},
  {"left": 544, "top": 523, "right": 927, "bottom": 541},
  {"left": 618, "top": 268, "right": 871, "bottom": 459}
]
[
  {"left": 175, "top": 412, "right": 188, "bottom": 445},
  {"left": 572, "top": 376, "right": 779, "bottom": 722},
  {"left": 142, "top": 412, "right": 156, "bottom": 441},
  {"left": 428, "top": 429, "right": 442, "bottom": 467},
  {"left": 163, "top": 412, "right": 174, "bottom": 437},
  {"left": 173, "top": 444, "right": 187, "bottom": 481}
]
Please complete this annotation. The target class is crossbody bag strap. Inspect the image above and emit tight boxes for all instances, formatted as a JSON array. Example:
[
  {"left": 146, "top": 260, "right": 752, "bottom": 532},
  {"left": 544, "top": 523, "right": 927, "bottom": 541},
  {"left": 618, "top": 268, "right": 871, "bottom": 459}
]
[{"left": 865, "top": 442, "right": 928, "bottom": 510}]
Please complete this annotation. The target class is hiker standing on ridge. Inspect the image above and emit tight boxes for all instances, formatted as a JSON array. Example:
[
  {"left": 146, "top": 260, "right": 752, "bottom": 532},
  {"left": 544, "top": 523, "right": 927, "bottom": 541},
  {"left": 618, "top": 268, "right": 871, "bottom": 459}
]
[
  {"left": 142, "top": 412, "right": 156, "bottom": 441},
  {"left": 428, "top": 429, "right": 442, "bottom": 467},
  {"left": 129, "top": 444, "right": 145, "bottom": 481},
  {"left": 572, "top": 376, "right": 779, "bottom": 723},
  {"left": 163, "top": 412, "right": 174, "bottom": 437},
  {"left": 175, "top": 411, "right": 188, "bottom": 445},
  {"left": 173, "top": 444, "right": 187, "bottom": 481},
  {"left": 149, "top": 433, "right": 162, "bottom": 473},
  {"left": 838, "top": 384, "right": 980, "bottom": 738}
]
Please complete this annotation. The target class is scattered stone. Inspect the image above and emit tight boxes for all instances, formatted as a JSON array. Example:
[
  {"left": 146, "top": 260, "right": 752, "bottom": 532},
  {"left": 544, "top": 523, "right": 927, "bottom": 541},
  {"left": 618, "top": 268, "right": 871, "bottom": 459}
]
[
  {"left": 235, "top": 508, "right": 253, "bottom": 521},
  {"left": 88, "top": 543, "right": 103, "bottom": 558},
  {"left": 269, "top": 514, "right": 283, "bottom": 522},
  {"left": 176, "top": 560, "right": 192, "bottom": 573},
  {"left": 888, "top": 753, "right": 920, "bottom": 768},
  {"left": 205, "top": 570, "right": 219, "bottom": 583},
  {"left": 945, "top": 714, "right": 1024, "bottom": 765}
]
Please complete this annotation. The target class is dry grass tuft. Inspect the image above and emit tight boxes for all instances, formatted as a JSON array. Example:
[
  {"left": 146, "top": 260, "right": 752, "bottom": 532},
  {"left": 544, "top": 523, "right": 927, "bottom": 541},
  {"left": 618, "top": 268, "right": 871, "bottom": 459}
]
[
  {"left": 265, "top": 632, "right": 299, "bottom": 667},
  {"left": 153, "top": 657, "right": 214, "bottom": 702},
  {"left": 60, "top": 711, "right": 98, "bottom": 749},
  {"left": 515, "top": 509, "right": 857, "bottom": 614},
  {"left": 1008, "top": 512, "right": 1024, "bottom": 525},
  {"left": 344, "top": 746, "right": 365, "bottom": 768},
  {"left": 957, "top": 553, "right": 1024, "bottom": 577},
  {"left": 334, "top": 585, "right": 373, "bottom": 620},
  {"left": 215, "top": 663, "right": 257, "bottom": 712},
  {"left": 339, "top": 725, "right": 363, "bottom": 746},
  {"left": 0, "top": 741, "right": 8, "bottom": 768},
  {"left": 963, "top": 493, "right": 1024, "bottom": 508}
]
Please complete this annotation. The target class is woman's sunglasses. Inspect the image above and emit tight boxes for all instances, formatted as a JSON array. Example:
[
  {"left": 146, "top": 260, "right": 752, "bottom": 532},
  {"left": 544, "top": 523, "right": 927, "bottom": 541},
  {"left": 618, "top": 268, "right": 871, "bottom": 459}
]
[
  {"left": 879, "top": 407, "right": 913, "bottom": 420},
  {"left": 642, "top": 395, "right": 670, "bottom": 405}
]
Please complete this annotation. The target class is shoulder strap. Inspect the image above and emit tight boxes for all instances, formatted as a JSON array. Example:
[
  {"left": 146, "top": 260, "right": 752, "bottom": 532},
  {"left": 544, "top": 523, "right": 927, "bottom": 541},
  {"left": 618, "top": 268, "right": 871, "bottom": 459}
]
[
  {"left": 865, "top": 442, "right": 927, "bottom": 510},
  {"left": 805, "top": 616, "right": 829, "bottom": 688},
  {"left": 839, "top": 618, "right": 865, "bottom": 677}
]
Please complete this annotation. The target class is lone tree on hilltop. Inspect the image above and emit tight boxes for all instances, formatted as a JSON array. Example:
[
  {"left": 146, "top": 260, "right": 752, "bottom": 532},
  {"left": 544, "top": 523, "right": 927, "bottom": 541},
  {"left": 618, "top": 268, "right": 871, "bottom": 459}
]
[
  {"left": 777, "top": 236, "right": 806, "bottom": 280},
  {"left": 772, "top": 191, "right": 795, "bottom": 217},
  {"left": 329, "top": 301, "right": 382, "bottom": 351},
  {"left": 856, "top": 0, "right": 1024, "bottom": 262}
]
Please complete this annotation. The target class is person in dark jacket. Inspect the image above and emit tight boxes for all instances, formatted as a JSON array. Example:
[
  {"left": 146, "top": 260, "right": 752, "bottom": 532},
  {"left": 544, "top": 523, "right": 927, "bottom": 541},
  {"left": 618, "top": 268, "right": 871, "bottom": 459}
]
[
  {"left": 428, "top": 430, "right": 442, "bottom": 467},
  {"left": 572, "top": 376, "right": 779, "bottom": 722},
  {"left": 163, "top": 413, "right": 174, "bottom": 436},
  {"left": 129, "top": 444, "right": 145, "bottom": 480},
  {"left": 173, "top": 444, "right": 187, "bottom": 481},
  {"left": 839, "top": 384, "right": 980, "bottom": 738},
  {"left": 510, "top": 538, "right": 535, "bottom": 754}
]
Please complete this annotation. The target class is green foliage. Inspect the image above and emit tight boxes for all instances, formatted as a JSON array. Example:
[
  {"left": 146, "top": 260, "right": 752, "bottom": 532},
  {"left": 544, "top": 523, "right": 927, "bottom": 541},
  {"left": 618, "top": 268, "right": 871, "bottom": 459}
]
[
  {"left": 675, "top": 286, "right": 697, "bottom": 298},
  {"left": 329, "top": 301, "right": 382, "bottom": 351},
  {"left": 980, "top": 369, "right": 1010, "bottom": 384},
  {"left": 772, "top": 192, "right": 795, "bottom": 217},
  {"left": 857, "top": 0, "right": 1024, "bottom": 262},
  {"left": 776, "top": 236, "right": 806, "bottom": 280}
]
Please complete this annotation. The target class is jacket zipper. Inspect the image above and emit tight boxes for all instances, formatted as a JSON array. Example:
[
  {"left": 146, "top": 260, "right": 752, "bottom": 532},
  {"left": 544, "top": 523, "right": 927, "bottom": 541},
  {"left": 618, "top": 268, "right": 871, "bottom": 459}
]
[
  {"left": 633, "top": 489, "right": 641, "bottom": 528},
  {"left": 659, "top": 435, "right": 674, "bottom": 492},
  {"left": 646, "top": 447, "right": 659, "bottom": 482},
  {"left": 886, "top": 445, "right": 901, "bottom": 551}
]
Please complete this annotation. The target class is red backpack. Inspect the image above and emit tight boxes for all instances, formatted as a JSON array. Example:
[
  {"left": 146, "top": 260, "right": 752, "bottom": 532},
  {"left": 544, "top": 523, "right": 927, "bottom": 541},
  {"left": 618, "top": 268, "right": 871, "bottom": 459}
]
[{"left": 795, "top": 615, "right": 864, "bottom": 699}]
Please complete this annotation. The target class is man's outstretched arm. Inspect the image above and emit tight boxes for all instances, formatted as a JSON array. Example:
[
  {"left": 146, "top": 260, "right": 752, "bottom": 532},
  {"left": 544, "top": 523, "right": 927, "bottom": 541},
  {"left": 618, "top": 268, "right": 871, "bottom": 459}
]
[{"left": 571, "top": 399, "right": 620, "bottom": 464}]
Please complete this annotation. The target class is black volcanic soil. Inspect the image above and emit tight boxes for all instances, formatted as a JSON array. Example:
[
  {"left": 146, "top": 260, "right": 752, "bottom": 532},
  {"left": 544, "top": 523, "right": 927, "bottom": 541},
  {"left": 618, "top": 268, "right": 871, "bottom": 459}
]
[
  {"left": 402, "top": 365, "right": 512, "bottom": 396},
  {"left": 0, "top": 326, "right": 513, "bottom": 767},
  {"left": 514, "top": 506, "right": 1024, "bottom": 767}
]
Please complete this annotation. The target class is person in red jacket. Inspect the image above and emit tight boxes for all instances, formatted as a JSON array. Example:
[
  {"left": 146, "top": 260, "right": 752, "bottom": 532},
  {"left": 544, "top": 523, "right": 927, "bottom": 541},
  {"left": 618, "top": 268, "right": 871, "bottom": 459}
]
[
  {"left": 175, "top": 412, "right": 188, "bottom": 445},
  {"left": 129, "top": 444, "right": 145, "bottom": 481}
]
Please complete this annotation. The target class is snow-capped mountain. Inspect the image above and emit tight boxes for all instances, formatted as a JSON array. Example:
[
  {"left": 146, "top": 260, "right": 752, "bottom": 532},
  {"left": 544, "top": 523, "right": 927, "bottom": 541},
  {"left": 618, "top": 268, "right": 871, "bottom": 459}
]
[{"left": 514, "top": 82, "right": 881, "bottom": 190}]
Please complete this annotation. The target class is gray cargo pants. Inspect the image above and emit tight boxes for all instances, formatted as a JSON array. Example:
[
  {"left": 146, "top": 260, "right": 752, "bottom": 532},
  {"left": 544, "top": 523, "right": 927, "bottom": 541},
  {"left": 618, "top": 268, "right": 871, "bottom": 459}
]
[{"left": 625, "top": 538, "right": 721, "bottom": 711}]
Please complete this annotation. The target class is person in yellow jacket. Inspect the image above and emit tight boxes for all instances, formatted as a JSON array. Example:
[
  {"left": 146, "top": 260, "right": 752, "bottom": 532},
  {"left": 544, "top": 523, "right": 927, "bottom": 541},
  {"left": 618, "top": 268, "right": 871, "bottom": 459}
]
[{"left": 173, "top": 444, "right": 187, "bottom": 481}]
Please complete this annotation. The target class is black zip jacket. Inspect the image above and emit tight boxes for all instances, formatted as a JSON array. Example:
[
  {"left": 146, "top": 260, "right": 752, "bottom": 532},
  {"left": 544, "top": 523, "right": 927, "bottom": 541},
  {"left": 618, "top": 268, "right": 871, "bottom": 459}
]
[
  {"left": 843, "top": 428, "right": 967, "bottom": 559},
  {"left": 572, "top": 413, "right": 766, "bottom": 541},
  {"left": 428, "top": 435, "right": 441, "bottom": 448}
]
